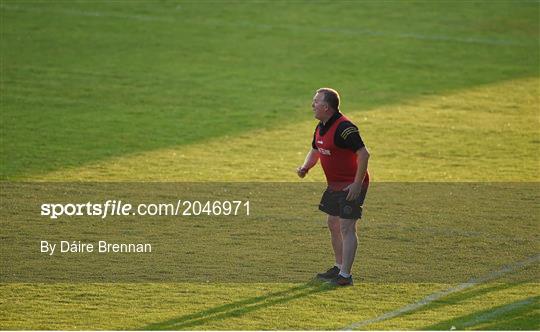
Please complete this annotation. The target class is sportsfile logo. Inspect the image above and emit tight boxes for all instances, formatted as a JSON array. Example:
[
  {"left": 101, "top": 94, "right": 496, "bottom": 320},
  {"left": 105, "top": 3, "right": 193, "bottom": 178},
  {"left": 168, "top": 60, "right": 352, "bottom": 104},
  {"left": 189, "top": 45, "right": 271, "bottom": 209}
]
[
  {"left": 41, "top": 200, "right": 134, "bottom": 219},
  {"left": 40, "top": 200, "right": 250, "bottom": 220}
]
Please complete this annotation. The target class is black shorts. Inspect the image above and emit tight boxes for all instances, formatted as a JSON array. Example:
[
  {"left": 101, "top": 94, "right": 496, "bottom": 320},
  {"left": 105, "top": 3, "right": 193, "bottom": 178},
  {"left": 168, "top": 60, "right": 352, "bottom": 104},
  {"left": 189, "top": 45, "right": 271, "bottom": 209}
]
[{"left": 318, "top": 187, "right": 368, "bottom": 220}]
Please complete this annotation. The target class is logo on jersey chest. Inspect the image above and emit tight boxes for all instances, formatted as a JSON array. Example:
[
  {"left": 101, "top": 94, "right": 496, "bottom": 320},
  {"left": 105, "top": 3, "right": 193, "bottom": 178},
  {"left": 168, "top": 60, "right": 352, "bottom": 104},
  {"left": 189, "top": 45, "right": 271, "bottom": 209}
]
[
  {"left": 316, "top": 139, "right": 331, "bottom": 155},
  {"left": 318, "top": 147, "right": 331, "bottom": 156}
]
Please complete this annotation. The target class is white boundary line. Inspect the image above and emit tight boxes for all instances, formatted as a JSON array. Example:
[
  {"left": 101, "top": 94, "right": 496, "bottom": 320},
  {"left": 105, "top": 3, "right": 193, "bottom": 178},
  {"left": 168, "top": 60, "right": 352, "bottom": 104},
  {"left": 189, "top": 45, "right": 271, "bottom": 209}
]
[
  {"left": 458, "top": 297, "right": 535, "bottom": 329},
  {"left": 0, "top": 4, "right": 176, "bottom": 22},
  {"left": 342, "top": 254, "right": 540, "bottom": 330},
  {"left": 0, "top": 4, "right": 534, "bottom": 47}
]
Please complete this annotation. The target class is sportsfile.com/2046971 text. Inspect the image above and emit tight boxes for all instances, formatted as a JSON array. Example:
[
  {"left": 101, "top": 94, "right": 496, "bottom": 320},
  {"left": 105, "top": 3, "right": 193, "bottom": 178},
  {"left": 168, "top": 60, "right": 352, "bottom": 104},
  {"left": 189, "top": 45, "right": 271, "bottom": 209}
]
[{"left": 40, "top": 200, "right": 250, "bottom": 220}]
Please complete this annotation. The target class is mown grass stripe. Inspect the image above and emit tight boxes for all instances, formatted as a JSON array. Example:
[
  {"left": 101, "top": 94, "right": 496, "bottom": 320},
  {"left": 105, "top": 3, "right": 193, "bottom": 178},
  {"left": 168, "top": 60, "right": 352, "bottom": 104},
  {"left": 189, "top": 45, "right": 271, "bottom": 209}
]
[
  {"left": 342, "top": 254, "right": 540, "bottom": 330},
  {"left": 457, "top": 297, "right": 536, "bottom": 329},
  {"left": 1, "top": 3, "right": 533, "bottom": 47}
]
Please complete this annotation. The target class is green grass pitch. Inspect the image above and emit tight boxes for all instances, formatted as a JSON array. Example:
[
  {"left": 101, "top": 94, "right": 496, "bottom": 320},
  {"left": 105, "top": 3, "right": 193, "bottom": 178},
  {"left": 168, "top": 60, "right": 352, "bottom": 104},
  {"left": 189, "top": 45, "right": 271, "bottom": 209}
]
[{"left": 1, "top": 0, "right": 539, "bottom": 330}]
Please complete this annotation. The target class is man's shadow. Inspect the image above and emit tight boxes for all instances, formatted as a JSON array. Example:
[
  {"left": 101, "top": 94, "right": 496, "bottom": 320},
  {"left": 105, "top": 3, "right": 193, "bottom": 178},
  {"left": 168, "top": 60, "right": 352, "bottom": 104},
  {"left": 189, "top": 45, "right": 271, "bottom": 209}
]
[{"left": 142, "top": 281, "right": 334, "bottom": 330}]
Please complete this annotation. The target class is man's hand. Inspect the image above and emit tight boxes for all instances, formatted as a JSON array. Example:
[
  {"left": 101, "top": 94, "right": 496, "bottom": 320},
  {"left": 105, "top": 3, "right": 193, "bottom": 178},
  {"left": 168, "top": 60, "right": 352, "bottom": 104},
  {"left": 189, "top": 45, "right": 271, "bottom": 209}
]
[
  {"left": 344, "top": 181, "right": 362, "bottom": 201},
  {"left": 296, "top": 166, "right": 309, "bottom": 178}
]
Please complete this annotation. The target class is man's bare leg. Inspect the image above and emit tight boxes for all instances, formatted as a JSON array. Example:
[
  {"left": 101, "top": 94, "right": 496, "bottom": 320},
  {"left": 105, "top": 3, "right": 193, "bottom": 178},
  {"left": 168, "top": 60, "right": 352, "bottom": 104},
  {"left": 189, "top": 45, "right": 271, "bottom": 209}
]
[
  {"left": 339, "top": 218, "right": 358, "bottom": 275},
  {"left": 327, "top": 215, "right": 342, "bottom": 266}
]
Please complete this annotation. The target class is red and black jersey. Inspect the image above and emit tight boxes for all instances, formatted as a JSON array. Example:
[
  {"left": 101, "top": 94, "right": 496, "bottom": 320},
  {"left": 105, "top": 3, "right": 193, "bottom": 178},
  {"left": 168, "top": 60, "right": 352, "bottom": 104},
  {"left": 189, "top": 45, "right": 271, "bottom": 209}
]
[{"left": 313, "top": 112, "right": 369, "bottom": 191}]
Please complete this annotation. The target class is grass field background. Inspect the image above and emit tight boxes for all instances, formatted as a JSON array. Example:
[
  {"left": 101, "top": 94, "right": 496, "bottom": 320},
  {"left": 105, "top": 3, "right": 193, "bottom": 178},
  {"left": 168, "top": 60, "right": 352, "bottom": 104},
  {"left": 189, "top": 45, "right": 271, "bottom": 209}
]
[{"left": 1, "top": 0, "right": 539, "bottom": 330}]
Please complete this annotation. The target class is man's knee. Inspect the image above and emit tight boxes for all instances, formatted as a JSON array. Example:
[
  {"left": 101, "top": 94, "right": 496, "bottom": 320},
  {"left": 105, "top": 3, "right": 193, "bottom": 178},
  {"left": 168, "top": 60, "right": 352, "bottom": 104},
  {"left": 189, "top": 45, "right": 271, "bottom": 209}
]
[
  {"left": 339, "top": 218, "right": 357, "bottom": 236},
  {"left": 327, "top": 215, "right": 340, "bottom": 233}
]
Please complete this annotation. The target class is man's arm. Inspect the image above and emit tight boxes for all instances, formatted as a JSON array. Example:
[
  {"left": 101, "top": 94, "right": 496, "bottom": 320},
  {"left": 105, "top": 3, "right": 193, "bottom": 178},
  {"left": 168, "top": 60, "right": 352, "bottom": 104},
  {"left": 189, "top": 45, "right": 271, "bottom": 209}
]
[
  {"left": 297, "top": 148, "right": 320, "bottom": 178},
  {"left": 345, "top": 147, "right": 370, "bottom": 200}
]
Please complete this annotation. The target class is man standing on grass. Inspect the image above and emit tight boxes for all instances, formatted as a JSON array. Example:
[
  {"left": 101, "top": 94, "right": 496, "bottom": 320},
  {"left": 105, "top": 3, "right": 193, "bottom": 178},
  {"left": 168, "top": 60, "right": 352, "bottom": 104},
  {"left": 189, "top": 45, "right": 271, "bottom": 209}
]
[{"left": 297, "top": 88, "right": 370, "bottom": 286}]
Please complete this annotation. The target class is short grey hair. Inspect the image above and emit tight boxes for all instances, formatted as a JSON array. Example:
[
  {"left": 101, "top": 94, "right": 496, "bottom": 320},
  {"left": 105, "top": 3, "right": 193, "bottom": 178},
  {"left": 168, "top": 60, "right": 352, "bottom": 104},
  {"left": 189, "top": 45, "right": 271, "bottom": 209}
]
[{"left": 317, "top": 87, "right": 340, "bottom": 112}]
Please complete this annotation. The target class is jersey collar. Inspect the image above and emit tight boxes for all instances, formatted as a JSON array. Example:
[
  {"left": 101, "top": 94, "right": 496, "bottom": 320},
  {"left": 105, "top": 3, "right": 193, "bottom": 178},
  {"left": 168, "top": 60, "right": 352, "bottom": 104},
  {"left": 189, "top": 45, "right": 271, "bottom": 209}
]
[{"left": 319, "top": 111, "right": 342, "bottom": 135}]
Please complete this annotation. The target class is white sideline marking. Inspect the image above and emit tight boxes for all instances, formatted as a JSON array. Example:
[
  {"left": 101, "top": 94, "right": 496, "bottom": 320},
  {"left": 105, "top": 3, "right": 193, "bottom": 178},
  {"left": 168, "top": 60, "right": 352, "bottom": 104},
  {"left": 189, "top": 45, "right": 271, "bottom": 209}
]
[
  {"left": 0, "top": 4, "right": 532, "bottom": 47},
  {"left": 458, "top": 297, "right": 535, "bottom": 329},
  {"left": 0, "top": 4, "right": 176, "bottom": 22},
  {"left": 342, "top": 254, "right": 540, "bottom": 330}
]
